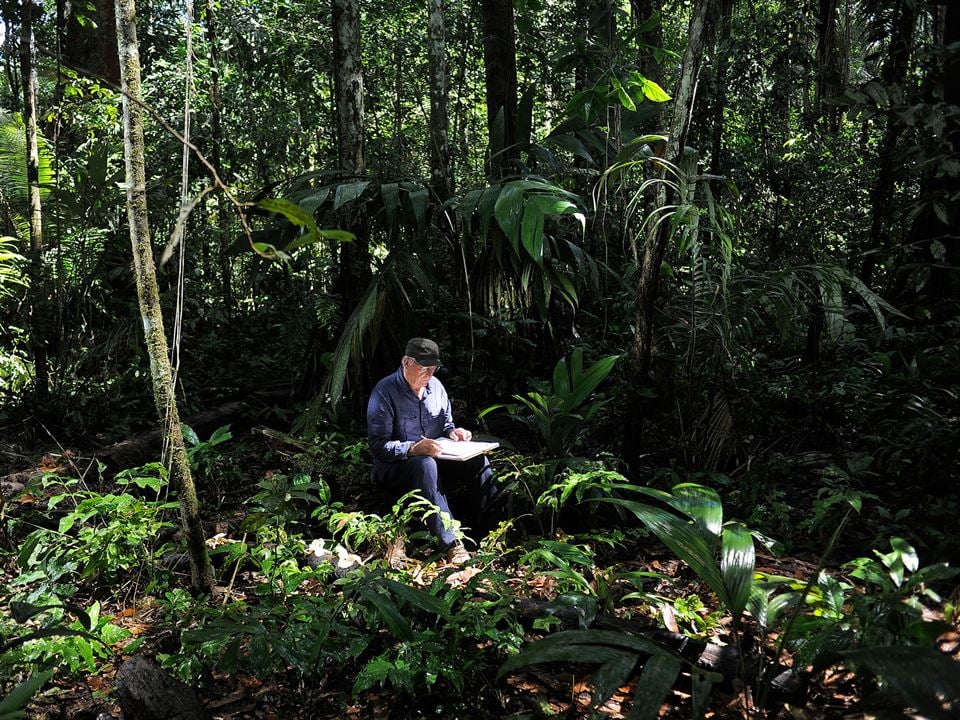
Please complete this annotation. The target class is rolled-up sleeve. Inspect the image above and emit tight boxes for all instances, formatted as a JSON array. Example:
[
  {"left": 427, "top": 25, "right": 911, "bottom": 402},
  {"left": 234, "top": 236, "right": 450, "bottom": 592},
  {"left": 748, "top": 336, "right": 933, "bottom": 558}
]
[{"left": 367, "top": 387, "right": 413, "bottom": 464}]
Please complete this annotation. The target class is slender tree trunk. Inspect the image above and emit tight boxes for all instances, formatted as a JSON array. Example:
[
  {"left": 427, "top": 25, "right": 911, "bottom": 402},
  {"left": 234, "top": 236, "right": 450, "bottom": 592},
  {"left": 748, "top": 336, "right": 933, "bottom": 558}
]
[
  {"left": 892, "top": 0, "right": 959, "bottom": 305},
  {"left": 427, "top": 0, "right": 452, "bottom": 201},
  {"left": 114, "top": 0, "right": 214, "bottom": 593},
  {"left": 20, "top": 1, "right": 41, "bottom": 250},
  {"left": 204, "top": 0, "right": 232, "bottom": 312},
  {"left": 860, "top": 1, "right": 917, "bottom": 286},
  {"left": 813, "top": 0, "right": 841, "bottom": 129},
  {"left": 20, "top": 0, "right": 48, "bottom": 401},
  {"left": 633, "top": 0, "right": 714, "bottom": 377},
  {"left": 480, "top": 0, "right": 518, "bottom": 177},
  {"left": 708, "top": 0, "right": 734, "bottom": 172},
  {"left": 331, "top": 0, "right": 370, "bottom": 316}
]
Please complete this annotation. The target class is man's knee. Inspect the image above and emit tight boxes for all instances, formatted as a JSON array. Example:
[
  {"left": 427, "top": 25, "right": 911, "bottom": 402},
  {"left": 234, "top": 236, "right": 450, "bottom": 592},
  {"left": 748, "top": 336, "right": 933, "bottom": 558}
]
[{"left": 406, "top": 456, "right": 439, "bottom": 486}]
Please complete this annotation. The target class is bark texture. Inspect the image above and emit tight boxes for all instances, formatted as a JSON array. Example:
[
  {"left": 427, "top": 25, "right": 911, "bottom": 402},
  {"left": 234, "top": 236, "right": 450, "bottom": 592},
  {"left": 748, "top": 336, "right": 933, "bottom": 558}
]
[
  {"left": 116, "top": 656, "right": 206, "bottom": 720},
  {"left": 20, "top": 0, "right": 42, "bottom": 252},
  {"left": 480, "top": 0, "right": 518, "bottom": 176},
  {"left": 428, "top": 0, "right": 452, "bottom": 201},
  {"left": 19, "top": 0, "right": 48, "bottom": 401},
  {"left": 331, "top": 0, "right": 371, "bottom": 316},
  {"left": 333, "top": 0, "right": 365, "bottom": 176},
  {"left": 115, "top": 0, "right": 214, "bottom": 593}
]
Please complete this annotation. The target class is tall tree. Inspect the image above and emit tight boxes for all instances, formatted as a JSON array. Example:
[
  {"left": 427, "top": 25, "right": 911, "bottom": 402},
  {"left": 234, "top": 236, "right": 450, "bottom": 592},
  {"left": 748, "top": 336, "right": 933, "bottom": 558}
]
[
  {"left": 633, "top": 0, "right": 716, "bottom": 377},
  {"left": 861, "top": 0, "right": 917, "bottom": 286},
  {"left": 332, "top": 0, "right": 370, "bottom": 312},
  {"left": 480, "top": 0, "right": 518, "bottom": 176},
  {"left": 114, "top": 0, "right": 213, "bottom": 593},
  {"left": 427, "top": 0, "right": 452, "bottom": 201},
  {"left": 20, "top": 0, "right": 47, "bottom": 400},
  {"left": 20, "top": 0, "right": 41, "bottom": 250},
  {"left": 813, "top": 0, "right": 843, "bottom": 129}
]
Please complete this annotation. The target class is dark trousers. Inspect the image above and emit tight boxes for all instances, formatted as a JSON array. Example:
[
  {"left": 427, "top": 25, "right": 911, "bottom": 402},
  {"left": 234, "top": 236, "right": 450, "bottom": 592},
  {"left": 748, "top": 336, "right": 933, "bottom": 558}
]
[{"left": 380, "top": 455, "right": 497, "bottom": 548}]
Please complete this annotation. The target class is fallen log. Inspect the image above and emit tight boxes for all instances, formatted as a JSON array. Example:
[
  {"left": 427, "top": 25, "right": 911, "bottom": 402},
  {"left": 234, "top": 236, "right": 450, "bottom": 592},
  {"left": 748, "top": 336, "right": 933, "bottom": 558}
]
[
  {"left": 98, "top": 384, "right": 293, "bottom": 470},
  {"left": 116, "top": 655, "right": 207, "bottom": 720},
  {"left": 0, "top": 385, "right": 294, "bottom": 494}
]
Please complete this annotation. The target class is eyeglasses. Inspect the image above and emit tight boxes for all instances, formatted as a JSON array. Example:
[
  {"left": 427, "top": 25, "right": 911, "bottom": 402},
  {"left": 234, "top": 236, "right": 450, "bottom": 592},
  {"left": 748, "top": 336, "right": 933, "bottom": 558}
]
[{"left": 407, "top": 358, "right": 439, "bottom": 374}]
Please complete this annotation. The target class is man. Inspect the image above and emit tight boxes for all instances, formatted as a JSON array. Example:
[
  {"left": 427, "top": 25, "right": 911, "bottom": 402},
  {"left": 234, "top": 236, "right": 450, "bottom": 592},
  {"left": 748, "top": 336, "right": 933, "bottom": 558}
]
[{"left": 367, "top": 338, "right": 496, "bottom": 564}]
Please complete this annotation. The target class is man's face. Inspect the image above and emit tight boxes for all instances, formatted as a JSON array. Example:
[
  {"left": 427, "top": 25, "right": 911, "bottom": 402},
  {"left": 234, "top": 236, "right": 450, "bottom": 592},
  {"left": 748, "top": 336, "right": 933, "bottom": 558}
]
[{"left": 402, "top": 356, "right": 438, "bottom": 393}]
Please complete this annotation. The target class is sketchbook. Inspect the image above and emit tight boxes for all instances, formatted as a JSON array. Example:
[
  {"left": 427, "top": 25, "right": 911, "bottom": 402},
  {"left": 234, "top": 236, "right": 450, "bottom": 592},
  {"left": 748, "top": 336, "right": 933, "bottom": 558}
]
[{"left": 435, "top": 438, "right": 499, "bottom": 462}]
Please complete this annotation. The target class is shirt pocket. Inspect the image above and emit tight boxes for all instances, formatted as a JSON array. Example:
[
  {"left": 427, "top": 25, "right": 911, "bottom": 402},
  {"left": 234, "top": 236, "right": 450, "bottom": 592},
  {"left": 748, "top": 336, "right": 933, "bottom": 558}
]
[{"left": 397, "top": 409, "right": 421, "bottom": 439}]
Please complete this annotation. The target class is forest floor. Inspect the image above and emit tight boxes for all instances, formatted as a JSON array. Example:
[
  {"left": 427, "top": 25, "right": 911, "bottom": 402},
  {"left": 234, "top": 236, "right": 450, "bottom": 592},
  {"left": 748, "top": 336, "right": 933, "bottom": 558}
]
[{"left": 2, "top": 428, "right": 957, "bottom": 720}]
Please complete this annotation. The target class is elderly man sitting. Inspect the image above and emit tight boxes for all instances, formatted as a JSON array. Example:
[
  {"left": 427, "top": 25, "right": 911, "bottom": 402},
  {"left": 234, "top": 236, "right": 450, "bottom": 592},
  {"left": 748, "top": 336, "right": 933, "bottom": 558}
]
[{"left": 366, "top": 338, "right": 497, "bottom": 564}]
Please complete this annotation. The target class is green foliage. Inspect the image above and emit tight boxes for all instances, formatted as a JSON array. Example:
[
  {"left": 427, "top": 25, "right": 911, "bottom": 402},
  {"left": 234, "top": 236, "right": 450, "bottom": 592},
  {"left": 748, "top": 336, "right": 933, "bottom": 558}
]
[
  {"left": 0, "top": 670, "right": 54, "bottom": 720},
  {"left": 599, "top": 482, "right": 757, "bottom": 627},
  {"left": 15, "top": 466, "right": 176, "bottom": 589},
  {"left": 499, "top": 629, "right": 718, "bottom": 719},
  {"left": 245, "top": 471, "right": 326, "bottom": 540},
  {"left": 481, "top": 348, "right": 619, "bottom": 457}
]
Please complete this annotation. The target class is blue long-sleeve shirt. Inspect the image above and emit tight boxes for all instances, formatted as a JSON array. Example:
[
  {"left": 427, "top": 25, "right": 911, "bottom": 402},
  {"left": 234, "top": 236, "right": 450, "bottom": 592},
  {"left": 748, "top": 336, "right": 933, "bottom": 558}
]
[{"left": 367, "top": 368, "right": 455, "bottom": 475}]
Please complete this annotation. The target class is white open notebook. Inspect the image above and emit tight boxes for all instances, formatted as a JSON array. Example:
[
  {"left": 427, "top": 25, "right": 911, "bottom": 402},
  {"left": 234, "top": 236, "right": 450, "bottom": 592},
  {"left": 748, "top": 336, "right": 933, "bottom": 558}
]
[{"left": 435, "top": 437, "right": 499, "bottom": 462}]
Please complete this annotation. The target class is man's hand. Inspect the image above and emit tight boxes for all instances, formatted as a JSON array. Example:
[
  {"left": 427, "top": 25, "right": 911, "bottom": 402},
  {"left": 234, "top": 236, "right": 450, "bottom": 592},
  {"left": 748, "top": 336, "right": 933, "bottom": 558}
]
[
  {"left": 410, "top": 437, "right": 442, "bottom": 457},
  {"left": 448, "top": 427, "right": 472, "bottom": 442}
]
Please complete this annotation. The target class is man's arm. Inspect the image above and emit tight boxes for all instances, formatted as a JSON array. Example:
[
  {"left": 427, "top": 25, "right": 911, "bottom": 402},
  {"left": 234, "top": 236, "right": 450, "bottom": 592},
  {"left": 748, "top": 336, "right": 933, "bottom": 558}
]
[
  {"left": 367, "top": 388, "right": 414, "bottom": 463},
  {"left": 439, "top": 385, "right": 472, "bottom": 441}
]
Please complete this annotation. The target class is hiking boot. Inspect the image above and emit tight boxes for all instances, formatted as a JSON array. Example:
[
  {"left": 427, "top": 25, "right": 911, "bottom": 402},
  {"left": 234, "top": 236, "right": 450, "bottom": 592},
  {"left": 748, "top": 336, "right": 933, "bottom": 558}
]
[
  {"left": 385, "top": 536, "right": 408, "bottom": 569},
  {"left": 445, "top": 540, "right": 471, "bottom": 565}
]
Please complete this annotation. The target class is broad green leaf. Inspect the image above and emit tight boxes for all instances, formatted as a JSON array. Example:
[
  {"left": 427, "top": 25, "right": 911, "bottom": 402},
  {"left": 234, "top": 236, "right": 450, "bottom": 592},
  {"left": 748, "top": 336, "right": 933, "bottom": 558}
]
[
  {"left": 640, "top": 77, "right": 671, "bottom": 102},
  {"left": 257, "top": 198, "right": 321, "bottom": 237},
  {"left": 599, "top": 499, "right": 728, "bottom": 607},
  {"left": 720, "top": 523, "right": 755, "bottom": 623},
  {"left": 181, "top": 423, "right": 200, "bottom": 446},
  {"left": 552, "top": 356, "right": 571, "bottom": 397},
  {"left": 544, "top": 133, "right": 595, "bottom": 164},
  {"left": 383, "top": 578, "right": 450, "bottom": 618},
  {"left": 520, "top": 205, "right": 545, "bottom": 263},
  {"left": 498, "top": 629, "right": 673, "bottom": 678},
  {"left": 358, "top": 587, "right": 413, "bottom": 641},
  {"left": 844, "top": 646, "right": 960, "bottom": 720},
  {"left": 690, "top": 670, "right": 715, "bottom": 720},
  {"left": 381, "top": 182, "right": 400, "bottom": 236},
  {"left": 562, "top": 354, "right": 618, "bottom": 411},
  {"left": 494, "top": 182, "right": 526, "bottom": 247},
  {"left": 0, "top": 670, "right": 54, "bottom": 719},
  {"left": 407, "top": 187, "right": 429, "bottom": 238},
  {"left": 478, "top": 184, "right": 502, "bottom": 241},
  {"left": 590, "top": 649, "right": 639, "bottom": 709},
  {"left": 333, "top": 180, "right": 370, "bottom": 210},
  {"left": 458, "top": 187, "right": 483, "bottom": 237},
  {"left": 630, "top": 653, "right": 681, "bottom": 720},
  {"left": 670, "top": 484, "right": 723, "bottom": 542}
]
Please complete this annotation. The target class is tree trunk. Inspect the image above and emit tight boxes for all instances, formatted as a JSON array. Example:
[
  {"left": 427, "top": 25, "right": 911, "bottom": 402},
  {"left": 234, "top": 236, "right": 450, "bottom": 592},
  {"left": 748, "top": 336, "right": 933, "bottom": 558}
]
[
  {"left": 708, "top": 0, "right": 734, "bottom": 172},
  {"left": 64, "top": 0, "right": 121, "bottom": 85},
  {"left": 114, "top": 0, "right": 214, "bottom": 594},
  {"left": 633, "top": 0, "right": 714, "bottom": 377},
  {"left": 893, "top": 0, "right": 959, "bottom": 306},
  {"left": 860, "top": 1, "right": 917, "bottom": 286},
  {"left": 20, "top": 0, "right": 48, "bottom": 402},
  {"left": 332, "top": 0, "right": 370, "bottom": 313},
  {"left": 20, "top": 1, "right": 41, "bottom": 251},
  {"left": 813, "top": 0, "right": 841, "bottom": 130},
  {"left": 427, "top": 0, "right": 452, "bottom": 201},
  {"left": 480, "top": 0, "right": 518, "bottom": 177}
]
